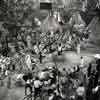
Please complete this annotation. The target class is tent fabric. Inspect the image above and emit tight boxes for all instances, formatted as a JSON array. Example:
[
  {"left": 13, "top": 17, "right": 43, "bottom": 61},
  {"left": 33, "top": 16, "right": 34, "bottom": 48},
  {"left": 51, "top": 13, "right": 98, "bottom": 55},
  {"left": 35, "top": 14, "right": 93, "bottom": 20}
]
[
  {"left": 87, "top": 16, "right": 99, "bottom": 31},
  {"left": 69, "top": 11, "right": 86, "bottom": 33},
  {"left": 87, "top": 16, "right": 100, "bottom": 45},
  {"left": 80, "top": 11, "right": 94, "bottom": 26},
  {"left": 40, "top": 15, "right": 62, "bottom": 33},
  {"left": 69, "top": 12, "right": 86, "bottom": 26}
]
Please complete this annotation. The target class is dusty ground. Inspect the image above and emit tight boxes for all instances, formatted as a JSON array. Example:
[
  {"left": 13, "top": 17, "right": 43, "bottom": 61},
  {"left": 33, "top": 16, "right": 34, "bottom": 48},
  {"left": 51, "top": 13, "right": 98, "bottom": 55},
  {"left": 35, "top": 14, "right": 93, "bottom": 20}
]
[{"left": 0, "top": 87, "right": 24, "bottom": 100}]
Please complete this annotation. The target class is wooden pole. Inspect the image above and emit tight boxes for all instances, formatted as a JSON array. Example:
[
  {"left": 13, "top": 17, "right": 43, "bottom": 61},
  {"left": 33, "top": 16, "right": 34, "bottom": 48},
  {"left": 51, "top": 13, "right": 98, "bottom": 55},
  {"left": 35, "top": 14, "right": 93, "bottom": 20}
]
[{"left": 53, "top": 57, "right": 60, "bottom": 94}]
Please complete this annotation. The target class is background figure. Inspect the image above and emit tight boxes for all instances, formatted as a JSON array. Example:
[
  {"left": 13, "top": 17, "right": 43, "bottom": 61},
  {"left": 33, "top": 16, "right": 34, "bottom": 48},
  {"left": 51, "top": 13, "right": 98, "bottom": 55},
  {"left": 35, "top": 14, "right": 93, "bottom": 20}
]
[
  {"left": 76, "top": 83, "right": 85, "bottom": 100},
  {"left": 7, "top": 76, "right": 11, "bottom": 89},
  {"left": 77, "top": 43, "right": 80, "bottom": 55},
  {"left": 23, "top": 73, "right": 33, "bottom": 95},
  {"left": 25, "top": 54, "right": 32, "bottom": 70},
  {"left": 80, "top": 56, "right": 84, "bottom": 68},
  {"left": 58, "top": 44, "right": 62, "bottom": 55},
  {"left": 87, "top": 63, "right": 92, "bottom": 77},
  {"left": 39, "top": 51, "right": 42, "bottom": 63}
]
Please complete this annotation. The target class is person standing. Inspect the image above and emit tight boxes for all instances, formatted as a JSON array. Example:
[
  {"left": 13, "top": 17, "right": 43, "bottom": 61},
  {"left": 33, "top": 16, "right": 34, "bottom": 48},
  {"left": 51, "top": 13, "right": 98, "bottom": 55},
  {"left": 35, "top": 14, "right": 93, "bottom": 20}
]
[
  {"left": 23, "top": 73, "right": 33, "bottom": 95},
  {"left": 76, "top": 83, "right": 85, "bottom": 100},
  {"left": 92, "top": 81, "right": 100, "bottom": 100},
  {"left": 80, "top": 56, "right": 84, "bottom": 68},
  {"left": 58, "top": 44, "right": 62, "bottom": 55},
  {"left": 77, "top": 43, "right": 80, "bottom": 55},
  {"left": 33, "top": 77, "right": 43, "bottom": 99},
  {"left": 87, "top": 63, "right": 92, "bottom": 77},
  {"left": 25, "top": 54, "right": 32, "bottom": 70},
  {"left": 39, "top": 51, "right": 42, "bottom": 64},
  {"left": 7, "top": 76, "right": 11, "bottom": 89}
]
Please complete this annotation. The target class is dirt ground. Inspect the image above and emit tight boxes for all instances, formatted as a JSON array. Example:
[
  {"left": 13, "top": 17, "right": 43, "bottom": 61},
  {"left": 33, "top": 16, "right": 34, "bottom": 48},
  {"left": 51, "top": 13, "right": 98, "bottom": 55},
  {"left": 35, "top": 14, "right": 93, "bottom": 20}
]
[{"left": 0, "top": 87, "right": 24, "bottom": 100}]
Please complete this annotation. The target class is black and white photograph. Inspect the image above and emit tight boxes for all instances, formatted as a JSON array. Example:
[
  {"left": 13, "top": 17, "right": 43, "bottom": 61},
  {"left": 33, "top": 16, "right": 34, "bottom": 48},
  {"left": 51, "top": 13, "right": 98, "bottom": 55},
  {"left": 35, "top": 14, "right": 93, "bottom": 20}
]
[{"left": 0, "top": 0, "right": 100, "bottom": 100}]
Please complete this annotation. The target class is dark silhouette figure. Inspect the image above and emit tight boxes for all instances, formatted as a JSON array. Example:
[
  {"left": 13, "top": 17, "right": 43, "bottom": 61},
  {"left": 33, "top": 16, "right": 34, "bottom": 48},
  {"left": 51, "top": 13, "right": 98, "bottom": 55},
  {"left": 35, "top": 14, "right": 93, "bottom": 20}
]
[
  {"left": 88, "top": 63, "right": 92, "bottom": 77},
  {"left": 39, "top": 51, "right": 42, "bottom": 63}
]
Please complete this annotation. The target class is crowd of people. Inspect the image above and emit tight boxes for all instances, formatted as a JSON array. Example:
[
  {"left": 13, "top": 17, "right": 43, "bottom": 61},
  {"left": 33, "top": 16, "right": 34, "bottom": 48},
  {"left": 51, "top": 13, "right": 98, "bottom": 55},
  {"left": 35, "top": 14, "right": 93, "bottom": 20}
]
[
  {"left": 0, "top": 26, "right": 97, "bottom": 100},
  {"left": 0, "top": 39, "right": 100, "bottom": 100},
  {"left": 17, "top": 53, "right": 100, "bottom": 100},
  {"left": 0, "top": 0, "right": 100, "bottom": 100}
]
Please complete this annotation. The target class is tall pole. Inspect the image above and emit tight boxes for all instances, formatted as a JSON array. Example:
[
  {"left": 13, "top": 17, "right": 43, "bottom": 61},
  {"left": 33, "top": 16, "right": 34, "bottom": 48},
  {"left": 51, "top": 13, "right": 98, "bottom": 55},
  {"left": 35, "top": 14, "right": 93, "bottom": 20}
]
[{"left": 53, "top": 56, "right": 60, "bottom": 94}]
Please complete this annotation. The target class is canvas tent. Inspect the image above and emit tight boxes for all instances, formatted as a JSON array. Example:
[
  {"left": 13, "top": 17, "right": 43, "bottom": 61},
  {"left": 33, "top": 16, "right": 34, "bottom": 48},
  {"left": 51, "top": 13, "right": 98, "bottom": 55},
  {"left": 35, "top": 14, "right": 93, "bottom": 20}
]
[
  {"left": 87, "top": 16, "right": 100, "bottom": 46},
  {"left": 69, "top": 11, "right": 86, "bottom": 33},
  {"left": 40, "top": 15, "right": 62, "bottom": 33}
]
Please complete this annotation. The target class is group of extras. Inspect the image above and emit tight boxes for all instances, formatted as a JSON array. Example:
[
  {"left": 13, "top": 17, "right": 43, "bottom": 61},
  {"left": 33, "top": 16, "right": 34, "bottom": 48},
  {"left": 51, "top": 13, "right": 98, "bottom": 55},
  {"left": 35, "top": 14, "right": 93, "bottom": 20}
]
[{"left": 22, "top": 54, "right": 100, "bottom": 100}]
